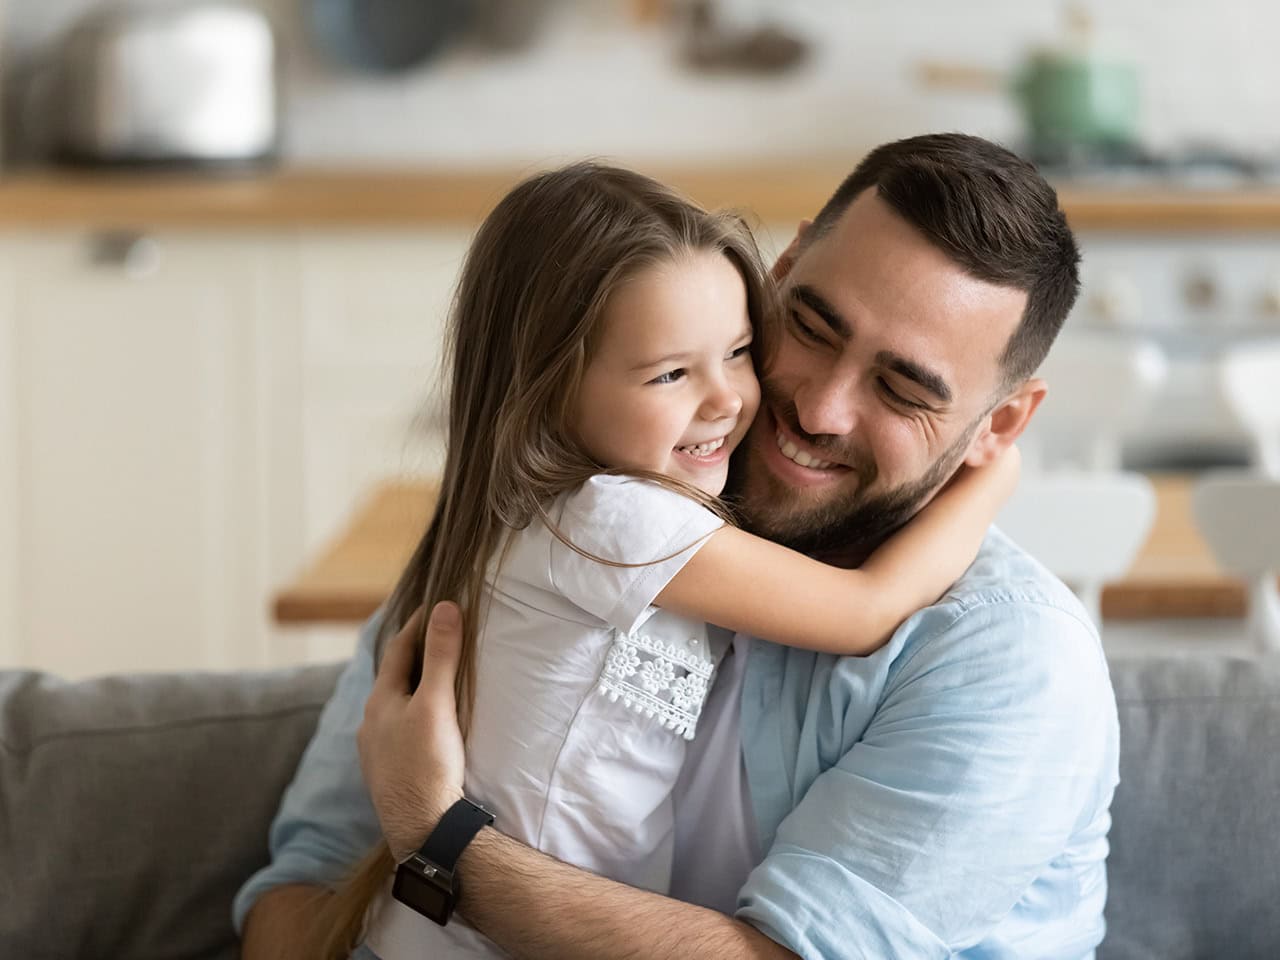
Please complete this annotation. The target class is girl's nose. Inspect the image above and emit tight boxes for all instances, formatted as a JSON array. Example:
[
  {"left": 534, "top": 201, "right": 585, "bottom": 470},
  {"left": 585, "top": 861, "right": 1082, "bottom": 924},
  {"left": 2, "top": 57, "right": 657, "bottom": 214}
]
[{"left": 702, "top": 378, "right": 743, "bottom": 422}]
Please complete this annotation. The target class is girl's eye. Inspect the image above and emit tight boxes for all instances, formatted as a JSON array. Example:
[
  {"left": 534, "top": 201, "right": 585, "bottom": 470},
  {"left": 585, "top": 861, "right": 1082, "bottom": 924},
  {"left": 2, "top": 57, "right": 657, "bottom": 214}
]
[
  {"left": 790, "top": 310, "right": 825, "bottom": 344},
  {"left": 728, "top": 342, "right": 752, "bottom": 360},
  {"left": 650, "top": 368, "right": 686, "bottom": 385}
]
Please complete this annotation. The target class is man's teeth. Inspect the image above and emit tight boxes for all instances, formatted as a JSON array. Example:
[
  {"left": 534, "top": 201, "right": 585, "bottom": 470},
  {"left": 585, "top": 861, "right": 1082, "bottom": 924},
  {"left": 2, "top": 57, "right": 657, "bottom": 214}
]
[
  {"left": 678, "top": 437, "right": 725, "bottom": 457},
  {"left": 776, "top": 431, "right": 836, "bottom": 470}
]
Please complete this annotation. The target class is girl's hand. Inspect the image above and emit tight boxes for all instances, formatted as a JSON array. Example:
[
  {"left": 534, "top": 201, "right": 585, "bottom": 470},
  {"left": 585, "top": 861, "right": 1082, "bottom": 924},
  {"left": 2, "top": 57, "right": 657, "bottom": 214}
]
[
  {"left": 948, "top": 443, "right": 1021, "bottom": 506},
  {"left": 358, "top": 602, "right": 468, "bottom": 862},
  {"left": 854, "top": 443, "right": 1022, "bottom": 643},
  {"left": 947, "top": 442, "right": 1024, "bottom": 512}
]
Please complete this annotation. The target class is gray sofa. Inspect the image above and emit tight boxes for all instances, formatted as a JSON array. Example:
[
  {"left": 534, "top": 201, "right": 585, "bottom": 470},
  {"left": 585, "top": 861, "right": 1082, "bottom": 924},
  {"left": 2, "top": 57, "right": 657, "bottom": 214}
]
[{"left": 2, "top": 653, "right": 1279, "bottom": 959}]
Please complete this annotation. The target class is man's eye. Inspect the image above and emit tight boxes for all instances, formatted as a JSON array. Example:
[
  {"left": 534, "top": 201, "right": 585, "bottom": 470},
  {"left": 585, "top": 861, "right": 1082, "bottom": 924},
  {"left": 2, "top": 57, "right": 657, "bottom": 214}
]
[
  {"left": 650, "top": 368, "right": 686, "bottom": 385},
  {"left": 877, "top": 377, "right": 922, "bottom": 408},
  {"left": 790, "top": 310, "right": 824, "bottom": 344}
]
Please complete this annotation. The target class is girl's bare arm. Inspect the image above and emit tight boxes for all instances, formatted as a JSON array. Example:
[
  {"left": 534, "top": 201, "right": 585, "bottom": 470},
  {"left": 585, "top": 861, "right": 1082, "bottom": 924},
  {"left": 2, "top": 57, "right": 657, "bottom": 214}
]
[{"left": 656, "top": 447, "right": 1019, "bottom": 655}]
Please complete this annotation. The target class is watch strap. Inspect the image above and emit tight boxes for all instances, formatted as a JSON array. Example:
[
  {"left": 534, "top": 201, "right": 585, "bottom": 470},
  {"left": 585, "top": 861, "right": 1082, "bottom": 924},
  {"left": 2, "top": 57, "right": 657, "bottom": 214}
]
[{"left": 416, "top": 797, "right": 495, "bottom": 871}]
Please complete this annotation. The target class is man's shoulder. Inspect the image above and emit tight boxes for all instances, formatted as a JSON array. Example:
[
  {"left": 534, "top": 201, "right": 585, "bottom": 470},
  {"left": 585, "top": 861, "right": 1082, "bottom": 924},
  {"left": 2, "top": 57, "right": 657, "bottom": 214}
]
[
  {"left": 886, "top": 525, "right": 1107, "bottom": 696},
  {"left": 943, "top": 524, "right": 1091, "bottom": 623},
  {"left": 747, "top": 526, "right": 1110, "bottom": 716}
]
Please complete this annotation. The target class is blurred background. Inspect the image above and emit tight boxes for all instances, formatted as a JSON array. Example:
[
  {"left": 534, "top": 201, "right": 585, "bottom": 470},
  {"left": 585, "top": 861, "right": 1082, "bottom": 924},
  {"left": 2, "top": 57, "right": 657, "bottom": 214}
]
[{"left": 1, "top": 0, "right": 1278, "bottom": 677}]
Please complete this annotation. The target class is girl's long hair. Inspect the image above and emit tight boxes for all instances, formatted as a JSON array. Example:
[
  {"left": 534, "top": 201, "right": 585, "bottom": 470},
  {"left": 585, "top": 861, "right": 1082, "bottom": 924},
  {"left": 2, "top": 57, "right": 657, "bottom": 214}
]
[{"left": 310, "top": 161, "right": 776, "bottom": 958}]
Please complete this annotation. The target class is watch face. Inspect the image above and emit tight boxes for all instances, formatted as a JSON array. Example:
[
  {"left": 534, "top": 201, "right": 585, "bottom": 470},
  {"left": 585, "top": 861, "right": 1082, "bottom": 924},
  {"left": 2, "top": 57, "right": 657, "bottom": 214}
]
[{"left": 393, "top": 861, "right": 454, "bottom": 926}]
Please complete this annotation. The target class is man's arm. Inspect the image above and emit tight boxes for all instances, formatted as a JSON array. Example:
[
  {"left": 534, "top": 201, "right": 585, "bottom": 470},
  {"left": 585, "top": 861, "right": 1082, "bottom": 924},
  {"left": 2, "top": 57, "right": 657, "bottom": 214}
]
[
  {"left": 234, "top": 615, "right": 387, "bottom": 957},
  {"left": 458, "top": 830, "right": 795, "bottom": 960},
  {"left": 360, "top": 603, "right": 801, "bottom": 960},
  {"left": 364, "top": 597, "right": 1117, "bottom": 960}
]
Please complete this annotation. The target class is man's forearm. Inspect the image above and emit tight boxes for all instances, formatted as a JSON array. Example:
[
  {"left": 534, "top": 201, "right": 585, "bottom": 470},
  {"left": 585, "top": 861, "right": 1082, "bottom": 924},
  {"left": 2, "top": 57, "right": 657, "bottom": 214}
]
[
  {"left": 240, "top": 884, "right": 334, "bottom": 960},
  {"left": 361, "top": 606, "right": 798, "bottom": 958},
  {"left": 457, "top": 829, "right": 799, "bottom": 960}
]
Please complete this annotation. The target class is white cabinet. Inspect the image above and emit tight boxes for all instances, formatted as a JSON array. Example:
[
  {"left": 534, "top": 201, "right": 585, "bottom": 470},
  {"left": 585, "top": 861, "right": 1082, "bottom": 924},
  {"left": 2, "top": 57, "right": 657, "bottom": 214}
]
[
  {"left": 294, "top": 230, "right": 466, "bottom": 553},
  {"left": 287, "top": 230, "right": 465, "bottom": 662},
  {"left": 0, "top": 225, "right": 469, "bottom": 676},
  {"left": 0, "top": 231, "right": 304, "bottom": 677},
  {"left": 0, "top": 244, "right": 20, "bottom": 668}
]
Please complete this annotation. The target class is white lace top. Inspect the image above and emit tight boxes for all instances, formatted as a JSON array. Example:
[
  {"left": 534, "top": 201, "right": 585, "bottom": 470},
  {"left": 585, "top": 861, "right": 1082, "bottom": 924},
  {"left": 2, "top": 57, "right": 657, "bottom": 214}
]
[{"left": 363, "top": 475, "right": 727, "bottom": 959}]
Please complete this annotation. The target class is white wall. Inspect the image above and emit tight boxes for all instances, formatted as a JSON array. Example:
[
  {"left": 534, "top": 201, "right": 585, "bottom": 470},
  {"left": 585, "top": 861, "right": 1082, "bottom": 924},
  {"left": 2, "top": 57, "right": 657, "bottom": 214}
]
[{"left": 4, "top": 0, "right": 1279, "bottom": 168}]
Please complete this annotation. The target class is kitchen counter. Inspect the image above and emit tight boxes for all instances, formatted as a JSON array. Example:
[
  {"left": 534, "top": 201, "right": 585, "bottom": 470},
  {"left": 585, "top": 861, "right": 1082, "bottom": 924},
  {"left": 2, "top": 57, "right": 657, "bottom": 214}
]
[
  {"left": 5, "top": 167, "right": 1280, "bottom": 230},
  {"left": 272, "top": 474, "right": 1260, "bottom": 626}
]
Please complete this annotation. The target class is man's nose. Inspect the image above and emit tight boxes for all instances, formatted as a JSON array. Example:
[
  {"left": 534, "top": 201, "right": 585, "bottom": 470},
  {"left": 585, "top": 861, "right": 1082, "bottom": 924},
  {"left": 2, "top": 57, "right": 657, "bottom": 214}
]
[{"left": 794, "top": 375, "right": 858, "bottom": 438}]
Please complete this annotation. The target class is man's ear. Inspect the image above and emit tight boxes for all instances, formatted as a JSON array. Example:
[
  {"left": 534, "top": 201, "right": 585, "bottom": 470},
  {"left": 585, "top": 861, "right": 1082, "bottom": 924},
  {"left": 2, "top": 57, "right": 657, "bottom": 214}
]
[
  {"left": 771, "top": 219, "right": 813, "bottom": 282},
  {"left": 964, "top": 377, "right": 1047, "bottom": 467}
]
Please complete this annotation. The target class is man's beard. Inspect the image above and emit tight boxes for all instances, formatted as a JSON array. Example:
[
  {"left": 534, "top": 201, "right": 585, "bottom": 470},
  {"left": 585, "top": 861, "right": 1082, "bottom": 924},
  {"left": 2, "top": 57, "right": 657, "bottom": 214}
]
[{"left": 725, "top": 388, "right": 978, "bottom": 565}]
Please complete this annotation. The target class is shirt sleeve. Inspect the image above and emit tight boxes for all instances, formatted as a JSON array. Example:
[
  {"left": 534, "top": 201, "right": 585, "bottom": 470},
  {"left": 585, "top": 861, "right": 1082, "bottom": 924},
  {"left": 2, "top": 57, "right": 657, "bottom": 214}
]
[
  {"left": 231, "top": 614, "right": 386, "bottom": 933},
  {"left": 736, "top": 599, "right": 1119, "bottom": 959},
  {"left": 548, "top": 475, "right": 724, "bottom": 635}
]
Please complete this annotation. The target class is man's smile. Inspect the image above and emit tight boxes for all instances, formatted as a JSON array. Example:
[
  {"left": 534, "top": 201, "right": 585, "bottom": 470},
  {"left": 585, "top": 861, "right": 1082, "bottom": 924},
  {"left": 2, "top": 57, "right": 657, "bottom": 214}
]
[
  {"left": 759, "top": 407, "right": 853, "bottom": 489},
  {"left": 775, "top": 430, "right": 837, "bottom": 470}
]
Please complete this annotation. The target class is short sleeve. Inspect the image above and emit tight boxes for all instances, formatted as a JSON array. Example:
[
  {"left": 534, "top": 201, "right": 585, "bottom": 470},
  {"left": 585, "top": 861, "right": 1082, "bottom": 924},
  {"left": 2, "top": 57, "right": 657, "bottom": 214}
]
[
  {"left": 736, "top": 600, "right": 1118, "bottom": 958},
  {"left": 548, "top": 475, "right": 723, "bottom": 635}
]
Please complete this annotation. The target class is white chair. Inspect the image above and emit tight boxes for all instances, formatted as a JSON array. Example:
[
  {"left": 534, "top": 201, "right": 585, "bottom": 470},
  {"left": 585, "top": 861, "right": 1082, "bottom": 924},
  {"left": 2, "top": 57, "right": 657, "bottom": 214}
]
[
  {"left": 1003, "top": 332, "right": 1164, "bottom": 627},
  {"left": 1218, "top": 342, "right": 1280, "bottom": 477},
  {"left": 997, "top": 471, "right": 1157, "bottom": 627},
  {"left": 1192, "top": 472, "right": 1280, "bottom": 652},
  {"left": 1021, "top": 332, "right": 1168, "bottom": 472}
]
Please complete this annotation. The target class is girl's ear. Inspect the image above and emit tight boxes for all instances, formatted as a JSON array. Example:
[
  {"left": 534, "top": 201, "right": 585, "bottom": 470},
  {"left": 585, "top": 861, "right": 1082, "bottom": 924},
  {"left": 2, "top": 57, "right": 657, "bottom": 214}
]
[
  {"left": 964, "top": 378, "right": 1047, "bottom": 467},
  {"left": 771, "top": 219, "right": 813, "bottom": 282}
]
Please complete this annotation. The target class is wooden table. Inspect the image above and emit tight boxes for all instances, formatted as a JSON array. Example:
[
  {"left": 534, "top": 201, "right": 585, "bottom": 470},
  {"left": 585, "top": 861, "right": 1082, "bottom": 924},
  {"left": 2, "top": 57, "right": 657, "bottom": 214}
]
[
  {"left": 272, "top": 474, "right": 1255, "bottom": 625},
  {"left": 1105, "top": 474, "right": 1249, "bottom": 618}
]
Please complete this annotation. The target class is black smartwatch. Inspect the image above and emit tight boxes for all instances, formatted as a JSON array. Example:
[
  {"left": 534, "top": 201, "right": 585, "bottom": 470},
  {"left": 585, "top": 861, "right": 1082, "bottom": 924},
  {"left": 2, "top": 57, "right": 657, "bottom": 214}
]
[{"left": 392, "top": 797, "right": 495, "bottom": 926}]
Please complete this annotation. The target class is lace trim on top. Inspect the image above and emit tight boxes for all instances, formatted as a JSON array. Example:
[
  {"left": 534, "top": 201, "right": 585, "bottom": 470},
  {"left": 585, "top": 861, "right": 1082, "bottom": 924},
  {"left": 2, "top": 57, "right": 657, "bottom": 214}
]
[{"left": 598, "top": 632, "right": 715, "bottom": 740}]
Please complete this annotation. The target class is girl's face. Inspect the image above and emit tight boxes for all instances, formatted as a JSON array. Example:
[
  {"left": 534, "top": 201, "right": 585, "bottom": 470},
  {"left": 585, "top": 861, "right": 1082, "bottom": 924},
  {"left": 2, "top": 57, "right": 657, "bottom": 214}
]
[{"left": 574, "top": 250, "right": 760, "bottom": 496}]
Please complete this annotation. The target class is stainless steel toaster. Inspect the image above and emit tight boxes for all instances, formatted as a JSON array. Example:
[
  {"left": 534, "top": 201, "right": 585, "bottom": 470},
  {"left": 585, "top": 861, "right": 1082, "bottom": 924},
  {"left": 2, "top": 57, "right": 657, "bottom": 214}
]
[{"left": 53, "top": 1, "right": 278, "bottom": 168}]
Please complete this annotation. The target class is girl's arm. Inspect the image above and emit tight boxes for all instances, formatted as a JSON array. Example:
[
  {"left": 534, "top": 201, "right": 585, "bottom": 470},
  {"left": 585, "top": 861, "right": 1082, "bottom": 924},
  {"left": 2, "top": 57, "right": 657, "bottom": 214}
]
[{"left": 655, "top": 446, "right": 1020, "bottom": 656}]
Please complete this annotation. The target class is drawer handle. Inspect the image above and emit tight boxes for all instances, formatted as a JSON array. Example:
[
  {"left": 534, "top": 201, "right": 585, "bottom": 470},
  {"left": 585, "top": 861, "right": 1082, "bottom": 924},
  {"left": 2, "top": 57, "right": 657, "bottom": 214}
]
[{"left": 87, "top": 232, "right": 163, "bottom": 278}]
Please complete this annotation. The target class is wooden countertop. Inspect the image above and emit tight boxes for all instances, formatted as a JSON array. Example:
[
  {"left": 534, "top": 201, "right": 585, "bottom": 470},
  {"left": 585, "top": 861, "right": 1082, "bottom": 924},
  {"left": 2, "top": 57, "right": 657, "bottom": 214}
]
[
  {"left": 4, "top": 167, "right": 1280, "bottom": 230},
  {"left": 272, "top": 474, "right": 1260, "bottom": 625}
]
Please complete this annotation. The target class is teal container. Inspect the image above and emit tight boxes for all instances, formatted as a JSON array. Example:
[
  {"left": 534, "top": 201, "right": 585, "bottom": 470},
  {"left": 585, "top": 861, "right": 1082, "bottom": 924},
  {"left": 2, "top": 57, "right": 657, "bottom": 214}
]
[{"left": 1015, "top": 52, "right": 1140, "bottom": 151}]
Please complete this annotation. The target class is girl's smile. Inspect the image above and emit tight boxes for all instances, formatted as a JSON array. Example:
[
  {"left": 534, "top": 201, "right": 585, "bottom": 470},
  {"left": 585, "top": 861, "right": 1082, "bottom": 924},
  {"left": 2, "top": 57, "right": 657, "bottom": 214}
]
[{"left": 673, "top": 435, "right": 732, "bottom": 470}]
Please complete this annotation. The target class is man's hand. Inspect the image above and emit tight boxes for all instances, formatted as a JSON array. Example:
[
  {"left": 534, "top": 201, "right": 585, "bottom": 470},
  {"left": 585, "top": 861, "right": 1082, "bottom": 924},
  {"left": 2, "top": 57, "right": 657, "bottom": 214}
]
[
  {"left": 358, "top": 602, "right": 467, "bottom": 862},
  {"left": 357, "top": 602, "right": 798, "bottom": 960}
]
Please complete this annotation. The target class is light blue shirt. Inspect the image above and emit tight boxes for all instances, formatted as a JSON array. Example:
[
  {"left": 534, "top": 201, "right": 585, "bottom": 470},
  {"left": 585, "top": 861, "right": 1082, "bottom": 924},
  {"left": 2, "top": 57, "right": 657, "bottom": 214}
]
[
  {"left": 736, "top": 527, "right": 1118, "bottom": 958},
  {"left": 234, "top": 527, "right": 1119, "bottom": 958}
]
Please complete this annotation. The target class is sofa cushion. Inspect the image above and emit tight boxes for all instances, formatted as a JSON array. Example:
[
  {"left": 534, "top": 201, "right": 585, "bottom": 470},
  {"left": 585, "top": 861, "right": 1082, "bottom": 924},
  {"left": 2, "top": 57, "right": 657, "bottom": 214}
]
[
  {"left": 0, "top": 663, "right": 343, "bottom": 960},
  {"left": 1101, "top": 653, "right": 1280, "bottom": 959},
  {"left": 5, "top": 652, "right": 1280, "bottom": 958}
]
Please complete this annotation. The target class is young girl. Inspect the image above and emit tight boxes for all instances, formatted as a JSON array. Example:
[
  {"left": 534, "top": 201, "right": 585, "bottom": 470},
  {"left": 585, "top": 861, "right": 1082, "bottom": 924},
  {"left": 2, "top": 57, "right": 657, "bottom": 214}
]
[{"left": 318, "top": 162, "right": 1017, "bottom": 958}]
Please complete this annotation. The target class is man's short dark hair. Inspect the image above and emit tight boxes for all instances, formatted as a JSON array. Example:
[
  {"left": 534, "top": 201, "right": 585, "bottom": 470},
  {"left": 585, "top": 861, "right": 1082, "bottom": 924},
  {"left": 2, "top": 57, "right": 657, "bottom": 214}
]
[{"left": 809, "top": 132, "right": 1081, "bottom": 388}]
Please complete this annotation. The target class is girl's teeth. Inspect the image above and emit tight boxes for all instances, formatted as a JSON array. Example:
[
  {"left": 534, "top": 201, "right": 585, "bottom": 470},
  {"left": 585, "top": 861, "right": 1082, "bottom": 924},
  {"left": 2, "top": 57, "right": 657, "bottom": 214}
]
[
  {"left": 679, "top": 437, "right": 725, "bottom": 457},
  {"left": 775, "top": 430, "right": 835, "bottom": 470}
]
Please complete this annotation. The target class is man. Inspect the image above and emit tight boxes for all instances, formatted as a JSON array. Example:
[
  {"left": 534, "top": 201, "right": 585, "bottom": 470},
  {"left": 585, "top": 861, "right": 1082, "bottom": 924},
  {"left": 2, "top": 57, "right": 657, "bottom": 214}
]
[{"left": 236, "top": 133, "right": 1118, "bottom": 958}]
